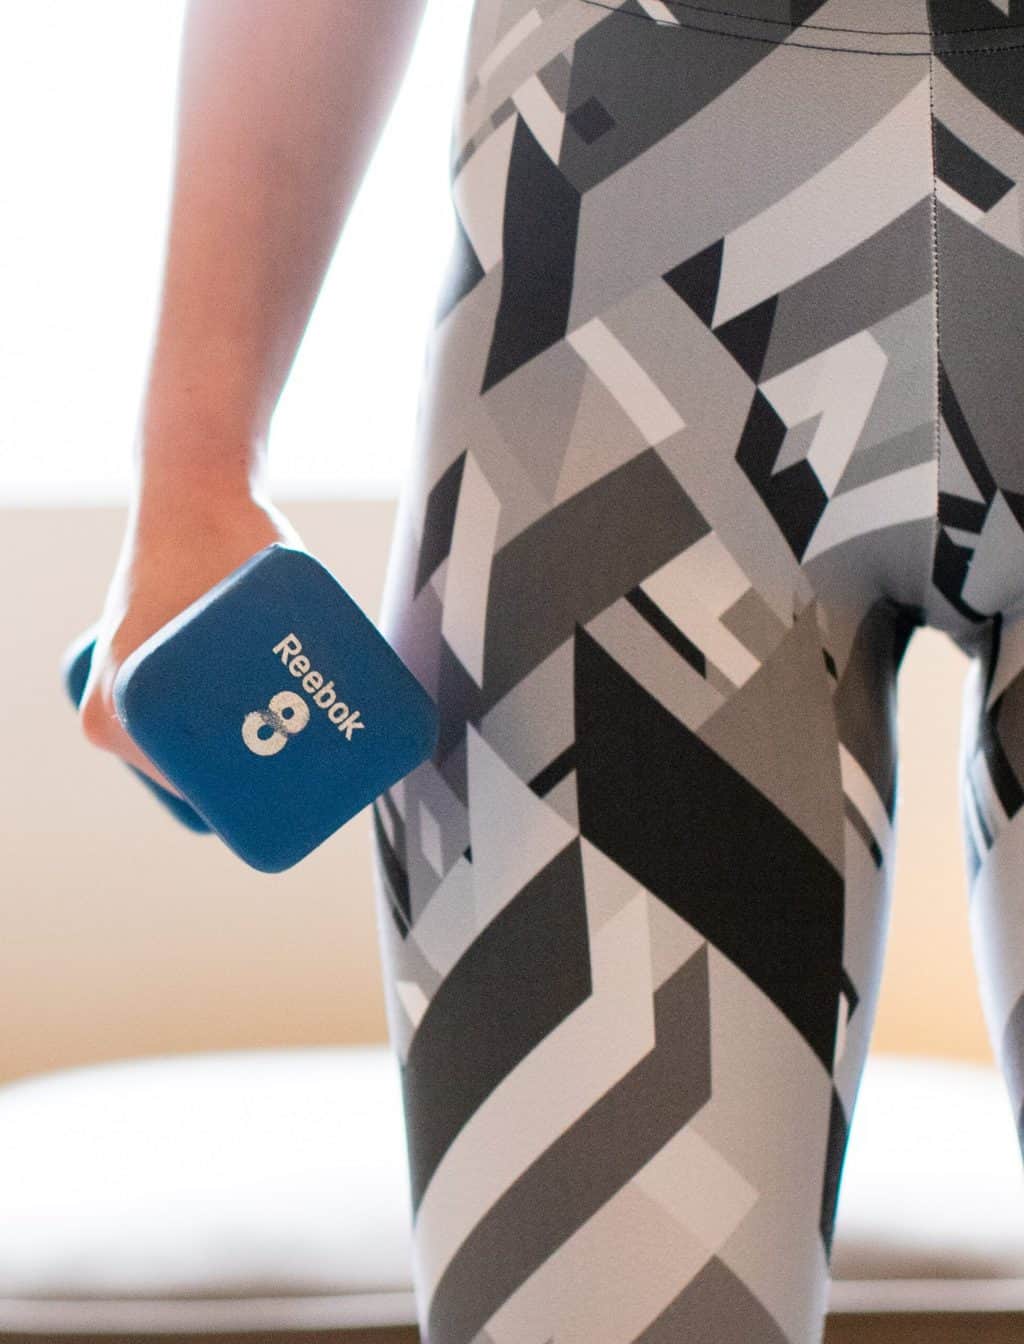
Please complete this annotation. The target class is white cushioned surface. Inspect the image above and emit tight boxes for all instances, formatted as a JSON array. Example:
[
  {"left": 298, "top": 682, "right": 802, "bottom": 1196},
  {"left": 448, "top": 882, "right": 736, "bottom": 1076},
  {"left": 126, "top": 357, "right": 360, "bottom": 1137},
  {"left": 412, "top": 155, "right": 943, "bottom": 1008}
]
[
  {"left": 0, "top": 1045, "right": 417, "bottom": 1331},
  {"left": 831, "top": 1054, "right": 1024, "bottom": 1280},
  {"left": 0, "top": 1046, "right": 1021, "bottom": 1332}
]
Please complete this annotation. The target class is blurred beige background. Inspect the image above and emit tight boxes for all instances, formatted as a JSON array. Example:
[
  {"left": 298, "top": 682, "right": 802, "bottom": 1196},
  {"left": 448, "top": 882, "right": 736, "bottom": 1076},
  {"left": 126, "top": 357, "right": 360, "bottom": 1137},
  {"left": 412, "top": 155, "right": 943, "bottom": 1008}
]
[{"left": 0, "top": 500, "right": 993, "bottom": 1085}]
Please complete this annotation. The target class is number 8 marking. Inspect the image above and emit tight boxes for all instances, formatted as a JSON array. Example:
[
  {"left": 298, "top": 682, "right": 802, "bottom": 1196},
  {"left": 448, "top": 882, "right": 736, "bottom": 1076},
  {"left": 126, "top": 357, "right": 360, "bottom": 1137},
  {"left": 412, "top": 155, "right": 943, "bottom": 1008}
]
[{"left": 241, "top": 690, "right": 311, "bottom": 757}]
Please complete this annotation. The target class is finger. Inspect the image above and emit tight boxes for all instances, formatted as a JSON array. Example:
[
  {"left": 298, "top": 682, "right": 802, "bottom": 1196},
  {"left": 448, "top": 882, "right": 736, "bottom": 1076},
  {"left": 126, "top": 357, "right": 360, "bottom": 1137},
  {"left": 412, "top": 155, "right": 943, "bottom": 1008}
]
[
  {"left": 107, "top": 719, "right": 189, "bottom": 801},
  {"left": 79, "top": 695, "right": 188, "bottom": 801}
]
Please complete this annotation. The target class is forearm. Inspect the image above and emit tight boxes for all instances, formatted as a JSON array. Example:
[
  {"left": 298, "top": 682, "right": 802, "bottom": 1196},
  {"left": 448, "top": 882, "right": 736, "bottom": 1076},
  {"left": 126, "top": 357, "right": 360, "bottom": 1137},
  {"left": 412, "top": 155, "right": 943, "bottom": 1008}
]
[{"left": 134, "top": 0, "right": 428, "bottom": 505}]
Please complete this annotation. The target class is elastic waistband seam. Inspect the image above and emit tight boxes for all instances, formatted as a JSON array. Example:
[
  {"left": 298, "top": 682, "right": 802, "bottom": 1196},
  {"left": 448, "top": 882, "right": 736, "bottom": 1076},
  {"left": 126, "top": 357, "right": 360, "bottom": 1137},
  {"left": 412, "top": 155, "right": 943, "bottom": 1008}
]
[
  {"left": 640, "top": 0, "right": 1024, "bottom": 36},
  {"left": 579, "top": 0, "right": 1024, "bottom": 55}
]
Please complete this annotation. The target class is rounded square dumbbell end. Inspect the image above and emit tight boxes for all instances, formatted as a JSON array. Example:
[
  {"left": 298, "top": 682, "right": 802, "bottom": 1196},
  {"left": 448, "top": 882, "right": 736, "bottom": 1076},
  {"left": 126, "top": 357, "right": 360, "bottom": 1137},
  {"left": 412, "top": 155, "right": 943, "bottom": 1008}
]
[
  {"left": 110, "top": 545, "right": 442, "bottom": 873},
  {"left": 61, "top": 626, "right": 212, "bottom": 834}
]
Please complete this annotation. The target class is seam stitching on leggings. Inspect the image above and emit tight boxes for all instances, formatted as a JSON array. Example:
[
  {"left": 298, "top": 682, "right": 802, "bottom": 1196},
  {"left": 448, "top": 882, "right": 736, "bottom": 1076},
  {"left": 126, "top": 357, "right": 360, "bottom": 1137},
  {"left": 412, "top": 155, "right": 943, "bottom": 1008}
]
[
  {"left": 623, "top": 0, "right": 1024, "bottom": 38},
  {"left": 577, "top": 0, "right": 1024, "bottom": 54},
  {"left": 926, "top": 38, "right": 943, "bottom": 619}
]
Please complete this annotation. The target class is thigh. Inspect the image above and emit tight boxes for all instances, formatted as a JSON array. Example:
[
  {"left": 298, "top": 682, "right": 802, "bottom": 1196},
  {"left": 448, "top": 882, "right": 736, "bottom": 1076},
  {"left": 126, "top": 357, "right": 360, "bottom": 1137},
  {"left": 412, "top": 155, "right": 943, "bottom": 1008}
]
[
  {"left": 368, "top": 3, "right": 926, "bottom": 1340},
  {"left": 915, "top": 0, "right": 1024, "bottom": 1163},
  {"left": 370, "top": 538, "right": 911, "bottom": 1344},
  {"left": 959, "top": 612, "right": 1024, "bottom": 1152}
]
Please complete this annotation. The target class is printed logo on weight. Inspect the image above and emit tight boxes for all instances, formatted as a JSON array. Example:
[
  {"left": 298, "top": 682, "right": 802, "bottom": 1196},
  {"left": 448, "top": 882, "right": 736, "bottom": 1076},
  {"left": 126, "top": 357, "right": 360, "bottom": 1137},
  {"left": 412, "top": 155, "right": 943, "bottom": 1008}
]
[{"left": 241, "top": 632, "right": 366, "bottom": 758}]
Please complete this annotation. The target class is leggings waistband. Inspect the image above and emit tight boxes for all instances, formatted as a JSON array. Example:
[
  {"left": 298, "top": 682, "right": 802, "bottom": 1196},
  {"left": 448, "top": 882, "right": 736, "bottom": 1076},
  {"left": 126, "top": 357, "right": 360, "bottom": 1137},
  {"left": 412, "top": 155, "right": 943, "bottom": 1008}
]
[{"left": 588, "top": 0, "right": 1024, "bottom": 55}]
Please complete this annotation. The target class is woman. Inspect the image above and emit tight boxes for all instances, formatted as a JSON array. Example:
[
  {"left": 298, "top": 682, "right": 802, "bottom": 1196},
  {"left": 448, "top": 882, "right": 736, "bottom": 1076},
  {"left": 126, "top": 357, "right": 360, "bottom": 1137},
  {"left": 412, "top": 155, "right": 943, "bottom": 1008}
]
[{"left": 79, "top": 1, "right": 1024, "bottom": 1340}]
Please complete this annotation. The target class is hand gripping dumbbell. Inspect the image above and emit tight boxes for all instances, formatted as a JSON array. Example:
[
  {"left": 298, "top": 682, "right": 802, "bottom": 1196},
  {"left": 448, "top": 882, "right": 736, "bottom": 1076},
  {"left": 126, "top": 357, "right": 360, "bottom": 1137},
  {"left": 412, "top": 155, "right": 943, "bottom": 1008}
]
[{"left": 62, "top": 543, "right": 440, "bottom": 873}]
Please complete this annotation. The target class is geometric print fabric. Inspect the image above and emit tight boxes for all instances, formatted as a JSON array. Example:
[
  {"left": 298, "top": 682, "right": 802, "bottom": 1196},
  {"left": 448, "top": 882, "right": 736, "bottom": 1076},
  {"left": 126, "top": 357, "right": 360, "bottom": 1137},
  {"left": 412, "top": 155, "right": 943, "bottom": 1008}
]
[{"left": 367, "top": 1, "right": 1024, "bottom": 1340}]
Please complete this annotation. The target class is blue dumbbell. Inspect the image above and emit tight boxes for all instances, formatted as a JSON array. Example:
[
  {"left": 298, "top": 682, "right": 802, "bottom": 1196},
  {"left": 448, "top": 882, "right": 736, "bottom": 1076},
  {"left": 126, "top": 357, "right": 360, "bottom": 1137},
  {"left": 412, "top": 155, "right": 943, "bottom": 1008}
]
[{"left": 63, "top": 543, "right": 440, "bottom": 873}]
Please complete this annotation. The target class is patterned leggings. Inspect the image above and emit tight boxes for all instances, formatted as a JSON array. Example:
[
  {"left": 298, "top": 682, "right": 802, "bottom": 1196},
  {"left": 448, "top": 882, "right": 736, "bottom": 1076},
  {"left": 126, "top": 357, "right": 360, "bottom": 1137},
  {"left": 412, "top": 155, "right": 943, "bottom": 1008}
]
[{"left": 368, "top": 1, "right": 1024, "bottom": 1339}]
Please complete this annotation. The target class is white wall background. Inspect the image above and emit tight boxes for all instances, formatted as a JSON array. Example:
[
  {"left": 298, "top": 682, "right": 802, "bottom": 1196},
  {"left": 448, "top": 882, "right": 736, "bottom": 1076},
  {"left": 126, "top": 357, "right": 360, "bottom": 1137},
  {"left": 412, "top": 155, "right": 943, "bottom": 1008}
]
[
  {"left": 0, "top": 0, "right": 479, "bottom": 1081},
  {"left": 1, "top": 501, "right": 396, "bottom": 1086},
  {"left": 0, "top": 0, "right": 475, "bottom": 504}
]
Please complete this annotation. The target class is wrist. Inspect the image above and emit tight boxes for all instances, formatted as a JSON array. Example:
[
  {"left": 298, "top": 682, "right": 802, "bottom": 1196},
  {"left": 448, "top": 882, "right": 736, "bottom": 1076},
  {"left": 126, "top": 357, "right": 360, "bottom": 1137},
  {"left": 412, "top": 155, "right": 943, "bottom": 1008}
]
[
  {"left": 131, "top": 421, "right": 269, "bottom": 510},
  {"left": 124, "top": 479, "right": 295, "bottom": 577}
]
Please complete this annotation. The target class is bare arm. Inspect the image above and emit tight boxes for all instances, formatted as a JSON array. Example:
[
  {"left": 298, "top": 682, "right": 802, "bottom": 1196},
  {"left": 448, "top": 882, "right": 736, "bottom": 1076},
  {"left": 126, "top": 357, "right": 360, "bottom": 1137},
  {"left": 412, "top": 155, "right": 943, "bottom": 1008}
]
[
  {"left": 138, "top": 0, "right": 429, "bottom": 502},
  {"left": 80, "top": 0, "right": 429, "bottom": 792}
]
